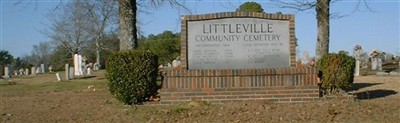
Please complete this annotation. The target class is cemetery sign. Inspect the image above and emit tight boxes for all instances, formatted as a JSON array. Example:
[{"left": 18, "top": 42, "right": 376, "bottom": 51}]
[{"left": 183, "top": 13, "right": 295, "bottom": 69}]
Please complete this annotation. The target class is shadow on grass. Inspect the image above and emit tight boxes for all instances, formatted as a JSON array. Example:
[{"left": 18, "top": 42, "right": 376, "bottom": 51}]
[
  {"left": 344, "top": 83, "right": 382, "bottom": 92},
  {"left": 74, "top": 75, "right": 97, "bottom": 79},
  {"left": 353, "top": 89, "right": 398, "bottom": 100}
]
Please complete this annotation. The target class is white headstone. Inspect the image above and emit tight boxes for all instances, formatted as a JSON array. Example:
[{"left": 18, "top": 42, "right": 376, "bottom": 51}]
[
  {"left": 377, "top": 58, "right": 382, "bottom": 70},
  {"left": 172, "top": 60, "right": 181, "bottom": 67},
  {"left": 14, "top": 70, "right": 18, "bottom": 76},
  {"left": 25, "top": 69, "right": 29, "bottom": 75},
  {"left": 35, "top": 67, "right": 40, "bottom": 74},
  {"left": 56, "top": 72, "right": 61, "bottom": 81},
  {"left": 167, "top": 63, "right": 172, "bottom": 68},
  {"left": 41, "top": 64, "right": 45, "bottom": 73},
  {"left": 87, "top": 68, "right": 91, "bottom": 75},
  {"left": 19, "top": 69, "right": 24, "bottom": 75},
  {"left": 49, "top": 65, "right": 53, "bottom": 72},
  {"left": 31, "top": 67, "right": 37, "bottom": 76},
  {"left": 74, "top": 54, "right": 80, "bottom": 76},
  {"left": 4, "top": 67, "right": 10, "bottom": 79},
  {"left": 301, "top": 51, "right": 310, "bottom": 64},
  {"left": 65, "top": 64, "right": 70, "bottom": 80}
]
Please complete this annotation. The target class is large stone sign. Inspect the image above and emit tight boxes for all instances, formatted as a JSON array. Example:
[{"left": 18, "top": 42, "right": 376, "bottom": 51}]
[
  {"left": 187, "top": 18, "right": 290, "bottom": 69},
  {"left": 155, "top": 12, "right": 319, "bottom": 105},
  {"left": 181, "top": 13, "right": 296, "bottom": 70}
]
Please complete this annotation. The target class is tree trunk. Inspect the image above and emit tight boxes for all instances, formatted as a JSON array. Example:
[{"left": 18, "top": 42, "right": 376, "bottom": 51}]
[
  {"left": 96, "top": 40, "right": 101, "bottom": 67},
  {"left": 315, "top": 0, "right": 330, "bottom": 62},
  {"left": 118, "top": 0, "right": 138, "bottom": 51}
]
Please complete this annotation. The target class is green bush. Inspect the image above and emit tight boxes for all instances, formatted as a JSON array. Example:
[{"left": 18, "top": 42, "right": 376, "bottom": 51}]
[
  {"left": 317, "top": 53, "right": 355, "bottom": 94},
  {"left": 105, "top": 50, "right": 158, "bottom": 105}
]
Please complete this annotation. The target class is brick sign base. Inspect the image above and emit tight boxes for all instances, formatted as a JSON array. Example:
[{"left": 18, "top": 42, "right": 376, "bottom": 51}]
[{"left": 150, "top": 67, "right": 319, "bottom": 105}]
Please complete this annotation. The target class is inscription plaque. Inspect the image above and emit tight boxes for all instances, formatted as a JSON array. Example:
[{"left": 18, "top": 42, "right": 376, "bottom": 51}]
[{"left": 187, "top": 18, "right": 290, "bottom": 69}]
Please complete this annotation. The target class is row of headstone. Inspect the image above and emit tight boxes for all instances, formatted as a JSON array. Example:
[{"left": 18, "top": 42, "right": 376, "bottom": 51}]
[{"left": 159, "top": 57, "right": 182, "bottom": 69}]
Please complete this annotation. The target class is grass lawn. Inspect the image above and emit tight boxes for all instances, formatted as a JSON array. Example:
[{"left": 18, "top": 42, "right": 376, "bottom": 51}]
[{"left": 1, "top": 70, "right": 399, "bottom": 122}]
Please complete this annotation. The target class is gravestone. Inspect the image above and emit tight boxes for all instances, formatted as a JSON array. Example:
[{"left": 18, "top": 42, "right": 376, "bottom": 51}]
[
  {"left": 56, "top": 72, "right": 61, "bottom": 81},
  {"left": 167, "top": 63, "right": 172, "bottom": 68},
  {"left": 4, "top": 67, "right": 10, "bottom": 79},
  {"left": 19, "top": 69, "right": 24, "bottom": 76},
  {"left": 353, "top": 44, "right": 363, "bottom": 76},
  {"left": 65, "top": 64, "right": 70, "bottom": 80},
  {"left": 35, "top": 67, "right": 40, "bottom": 75},
  {"left": 69, "top": 67, "right": 74, "bottom": 79},
  {"left": 49, "top": 65, "right": 53, "bottom": 73},
  {"left": 87, "top": 68, "right": 91, "bottom": 75},
  {"left": 31, "top": 67, "right": 36, "bottom": 76},
  {"left": 370, "top": 49, "right": 381, "bottom": 70},
  {"left": 172, "top": 57, "right": 182, "bottom": 67},
  {"left": 25, "top": 69, "right": 29, "bottom": 75},
  {"left": 41, "top": 64, "right": 45, "bottom": 73},
  {"left": 301, "top": 51, "right": 310, "bottom": 64}
]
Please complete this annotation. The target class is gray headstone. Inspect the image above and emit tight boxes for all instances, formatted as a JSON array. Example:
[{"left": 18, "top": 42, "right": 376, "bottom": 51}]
[
  {"left": 69, "top": 67, "right": 74, "bottom": 79},
  {"left": 354, "top": 60, "right": 360, "bottom": 76},
  {"left": 376, "top": 72, "right": 389, "bottom": 76},
  {"left": 35, "top": 67, "right": 40, "bottom": 74},
  {"left": 371, "top": 58, "right": 378, "bottom": 70},
  {"left": 41, "top": 64, "right": 45, "bottom": 73},
  {"left": 377, "top": 58, "right": 382, "bottom": 70},
  {"left": 65, "top": 64, "right": 69, "bottom": 80},
  {"left": 25, "top": 69, "right": 29, "bottom": 75},
  {"left": 32, "top": 67, "right": 37, "bottom": 76},
  {"left": 359, "top": 52, "right": 368, "bottom": 63},
  {"left": 389, "top": 71, "right": 399, "bottom": 76},
  {"left": 4, "top": 67, "right": 10, "bottom": 79}
]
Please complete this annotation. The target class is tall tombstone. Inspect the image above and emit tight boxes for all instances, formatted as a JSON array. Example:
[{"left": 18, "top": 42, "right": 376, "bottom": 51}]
[
  {"left": 36, "top": 67, "right": 40, "bottom": 75},
  {"left": 25, "top": 69, "right": 29, "bottom": 75},
  {"left": 41, "top": 64, "right": 45, "bottom": 73},
  {"left": 4, "top": 66, "right": 10, "bottom": 79},
  {"left": 353, "top": 44, "right": 363, "bottom": 76},
  {"left": 69, "top": 67, "right": 74, "bottom": 79},
  {"left": 65, "top": 64, "right": 70, "bottom": 80},
  {"left": 56, "top": 72, "right": 62, "bottom": 81},
  {"left": 78, "top": 55, "right": 83, "bottom": 75},
  {"left": 74, "top": 54, "right": 80, "bottom": 76},
  {"left": 31, "top": 67, "right": 37, "bottom": 76}
]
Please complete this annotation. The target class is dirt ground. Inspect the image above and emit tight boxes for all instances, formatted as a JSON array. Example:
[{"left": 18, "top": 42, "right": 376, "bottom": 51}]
[{"left": 0, "top": 70, "right": 399, "bottom": 122}]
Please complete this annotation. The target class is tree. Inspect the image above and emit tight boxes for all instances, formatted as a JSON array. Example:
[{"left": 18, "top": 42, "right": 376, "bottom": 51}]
[
  {"left": 85, "top": 0, "right": 118, "bottom": 67},
  {"left": 139, "top": 31, "right": 180, "bottom": 64},
  {"left": 274, "top": 0, "right": 370, "bottom": 62},
  {"left": 118, "top": 0, "right": 189, "bottom": 51},
  {"left": 236, "top": 1, "right": 264, "bottom": 12},
  {"left": 31, "top": 42, "right": 53, "bottom": 66},
  {"left": 46, "top": 0, "right": 90, "bottom": 57},
  {"left": 0, "top": 50, "right": 14, "bottom": 66},
  {"left": 0, "top": 50, "right": 14, "bottom": 76}
]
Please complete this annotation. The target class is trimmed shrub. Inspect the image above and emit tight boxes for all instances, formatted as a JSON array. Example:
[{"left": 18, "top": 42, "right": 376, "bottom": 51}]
[
  {"left": 105, "top": 50, "right": 158, "bottom": 105},
  {"left": 317, "top": 53, "right": 355, "bottom": 94}
]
